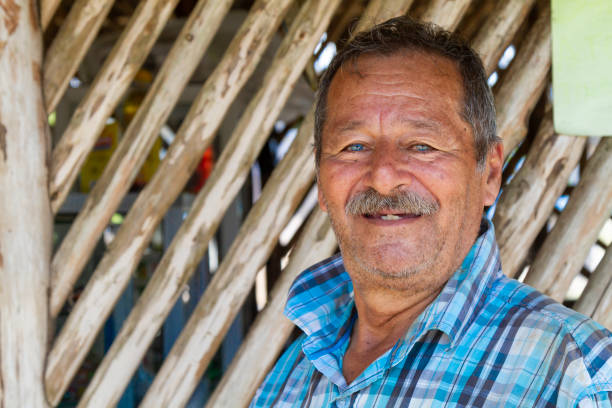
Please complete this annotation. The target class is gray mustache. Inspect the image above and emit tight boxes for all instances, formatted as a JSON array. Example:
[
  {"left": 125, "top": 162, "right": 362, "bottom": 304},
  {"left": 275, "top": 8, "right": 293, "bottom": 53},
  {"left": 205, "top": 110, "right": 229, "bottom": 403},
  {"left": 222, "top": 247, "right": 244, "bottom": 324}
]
[{"left": 345, "top": 188, "right": 440, "bottom": 216}]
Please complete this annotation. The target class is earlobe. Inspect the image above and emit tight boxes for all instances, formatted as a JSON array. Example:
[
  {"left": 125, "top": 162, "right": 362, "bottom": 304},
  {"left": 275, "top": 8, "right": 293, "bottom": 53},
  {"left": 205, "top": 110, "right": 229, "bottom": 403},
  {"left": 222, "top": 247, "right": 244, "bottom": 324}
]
[{"left": 483, "top": 143, "right": 503, "bottom": 206}]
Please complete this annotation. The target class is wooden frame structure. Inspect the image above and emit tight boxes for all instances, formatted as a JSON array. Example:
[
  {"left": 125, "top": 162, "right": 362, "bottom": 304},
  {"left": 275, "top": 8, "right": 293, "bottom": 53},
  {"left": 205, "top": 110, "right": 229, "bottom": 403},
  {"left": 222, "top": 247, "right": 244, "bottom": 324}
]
[{"left": 0, "top": 0, "right": 610, "bottom": 406}]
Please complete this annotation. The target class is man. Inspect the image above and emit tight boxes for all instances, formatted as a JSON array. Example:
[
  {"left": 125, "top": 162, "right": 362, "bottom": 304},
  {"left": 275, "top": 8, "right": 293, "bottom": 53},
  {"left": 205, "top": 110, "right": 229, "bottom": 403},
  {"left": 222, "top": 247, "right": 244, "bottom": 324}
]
[{"left": 251, "top": 17, "right": 612, "bottom": 407}]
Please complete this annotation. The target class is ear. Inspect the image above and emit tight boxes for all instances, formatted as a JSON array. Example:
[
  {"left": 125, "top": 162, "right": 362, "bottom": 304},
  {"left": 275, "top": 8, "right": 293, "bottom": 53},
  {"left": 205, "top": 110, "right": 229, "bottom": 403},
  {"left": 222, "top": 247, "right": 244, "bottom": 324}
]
[{"left": 482, "top": 142, "right": 503, "bottom": 206}]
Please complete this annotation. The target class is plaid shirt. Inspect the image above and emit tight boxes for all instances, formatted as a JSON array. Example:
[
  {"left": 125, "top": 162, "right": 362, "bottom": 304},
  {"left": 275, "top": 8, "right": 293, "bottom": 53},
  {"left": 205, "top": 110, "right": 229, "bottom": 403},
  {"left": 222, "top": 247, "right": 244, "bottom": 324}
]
[{"left": 251, "top": 221, "right": 612, "bottom": 407}]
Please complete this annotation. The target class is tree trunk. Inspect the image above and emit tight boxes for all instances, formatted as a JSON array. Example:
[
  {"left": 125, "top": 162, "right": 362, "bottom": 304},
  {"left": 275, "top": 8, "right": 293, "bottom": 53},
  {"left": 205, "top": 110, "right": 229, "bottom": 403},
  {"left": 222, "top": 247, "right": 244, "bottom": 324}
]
[{"left": 0, "top": 1, "right": 51, "bottom": 406}]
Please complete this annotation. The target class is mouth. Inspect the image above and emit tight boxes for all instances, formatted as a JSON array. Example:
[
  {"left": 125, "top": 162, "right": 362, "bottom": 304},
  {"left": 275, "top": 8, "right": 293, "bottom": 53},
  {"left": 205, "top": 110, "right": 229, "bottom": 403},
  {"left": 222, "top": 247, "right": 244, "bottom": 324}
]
[{"left": 363, "top": 212, "right": 421, "bottom": 221}]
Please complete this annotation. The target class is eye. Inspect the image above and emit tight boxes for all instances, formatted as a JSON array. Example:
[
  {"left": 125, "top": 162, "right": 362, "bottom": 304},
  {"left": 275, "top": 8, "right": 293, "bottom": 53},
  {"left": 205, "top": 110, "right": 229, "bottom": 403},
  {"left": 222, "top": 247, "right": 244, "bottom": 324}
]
[
  {"left": 412, "top": 144, "right": 433, "bottom": 152},
  {"left": 345, "top": 143, "right": 366, "bottom": 152}
]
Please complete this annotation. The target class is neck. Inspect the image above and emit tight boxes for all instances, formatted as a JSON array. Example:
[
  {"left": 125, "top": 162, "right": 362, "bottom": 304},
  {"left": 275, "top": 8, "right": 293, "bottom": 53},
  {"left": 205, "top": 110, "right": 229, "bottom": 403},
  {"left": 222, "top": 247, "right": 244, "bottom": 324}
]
[
  {"left": 342, "top": 279, "right": 444, "bottom": 384},
  {"left": 353, "top": 282, "right": 442, "bottom": 350}
]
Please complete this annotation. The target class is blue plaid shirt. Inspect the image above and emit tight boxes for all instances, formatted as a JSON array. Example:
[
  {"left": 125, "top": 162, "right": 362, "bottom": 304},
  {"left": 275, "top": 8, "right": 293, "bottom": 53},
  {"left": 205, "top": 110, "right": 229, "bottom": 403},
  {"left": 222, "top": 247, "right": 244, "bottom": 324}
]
[{"left": 251, "top": 221, "right": 612, "bottom": 407}]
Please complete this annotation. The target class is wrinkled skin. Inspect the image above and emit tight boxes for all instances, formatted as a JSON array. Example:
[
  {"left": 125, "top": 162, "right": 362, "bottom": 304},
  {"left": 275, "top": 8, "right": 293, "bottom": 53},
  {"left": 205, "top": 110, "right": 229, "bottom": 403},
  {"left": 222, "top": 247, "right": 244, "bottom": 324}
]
[{"left": 317, "top": 51, "right": 503, "bottom": 295}]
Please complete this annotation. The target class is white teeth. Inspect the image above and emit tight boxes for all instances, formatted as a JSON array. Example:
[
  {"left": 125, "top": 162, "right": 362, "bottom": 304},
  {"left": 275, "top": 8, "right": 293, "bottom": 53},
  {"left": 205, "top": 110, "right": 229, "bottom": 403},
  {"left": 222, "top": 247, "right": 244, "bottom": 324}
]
[{"left": 380, "top": 214, "right": 402, "bottom": 220}]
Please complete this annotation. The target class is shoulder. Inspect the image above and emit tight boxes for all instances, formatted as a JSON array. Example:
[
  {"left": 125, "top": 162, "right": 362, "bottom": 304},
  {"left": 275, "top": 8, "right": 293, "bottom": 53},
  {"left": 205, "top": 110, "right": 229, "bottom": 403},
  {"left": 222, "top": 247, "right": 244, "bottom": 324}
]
[
  {"left": 250, "top": 334, "right": 310, "bottom": 407},
  {"left": 486, "top": 275, "right": 612, "bottom": 396}
]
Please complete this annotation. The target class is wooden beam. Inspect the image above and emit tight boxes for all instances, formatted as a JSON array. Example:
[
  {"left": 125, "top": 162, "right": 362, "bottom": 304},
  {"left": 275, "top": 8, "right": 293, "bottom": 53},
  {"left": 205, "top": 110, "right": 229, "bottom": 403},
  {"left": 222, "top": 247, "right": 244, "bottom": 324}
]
[
  {"left": 588, "top": 248, "right": 612, "bottom": 330},
  {"left": 45, "top": 0, "right": 295, "bottom": 404},
  {"left": 575, "top": 246, "right": 612, "bottom": 323},
  {"left": 524, "top": 138, "right": 612, "bottom": 301},
  {"left": 419, "top": 0, "right": 473, "bottom": 31},
  {"left": 354, "top": 0, "right": 415, "bottom": 34},
  {"left": 43, "top": 0, "right": 116, "bottom": 113},
  {"left": 139, "top": 0, "right": 341, "bottom": 404},
  {"left": 471, "top": 0, "right": 537, "bottom": 74},
  {"left": 494, "top": 2, "right": 551, "bottom": 156},
  {"left": 77, "top": 108, "right": 318, "bottom": 408},
  {"left": 0, "top": 0, "right": 51, "bottom": 406},
  {"left": 40, "top": 0, "right": 61, "bottom": 30},
  {"left": 494, "top": 109, "right": 586, "bottom": 278},
  {"left": 49, "top": 0, "right": 232, "bottom": 318},
  {"left": 48, "top": 0, "right": 181, "bottom": 214},
  {"left": 207, "top": 208, "right": 337, "bottom": 408}
]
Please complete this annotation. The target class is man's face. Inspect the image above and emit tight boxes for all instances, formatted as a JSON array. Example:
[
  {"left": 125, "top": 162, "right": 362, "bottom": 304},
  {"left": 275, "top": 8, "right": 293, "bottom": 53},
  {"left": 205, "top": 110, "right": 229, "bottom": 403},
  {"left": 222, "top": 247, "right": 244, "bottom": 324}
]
[{"left": 317, "top": 52, "right": 502, "bottom": 293}]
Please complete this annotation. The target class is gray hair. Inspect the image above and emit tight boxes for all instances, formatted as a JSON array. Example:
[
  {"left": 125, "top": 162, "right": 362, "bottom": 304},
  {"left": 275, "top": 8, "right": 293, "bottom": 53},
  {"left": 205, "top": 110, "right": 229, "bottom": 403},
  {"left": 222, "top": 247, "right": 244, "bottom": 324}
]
[{"left": 314, "top": 16, "right": 500, "bottom": 170}]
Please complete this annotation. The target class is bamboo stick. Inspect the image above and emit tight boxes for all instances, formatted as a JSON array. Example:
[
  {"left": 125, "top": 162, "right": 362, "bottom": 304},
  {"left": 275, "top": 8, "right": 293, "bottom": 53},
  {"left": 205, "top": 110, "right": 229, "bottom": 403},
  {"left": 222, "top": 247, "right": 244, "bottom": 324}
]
[
  {"left": 79, "top": 105, "right": 316, "bottom": 408},
  {"left": 48, "top": 0, "right": 180, "bottom": 215},
  {"left": 43, "top": 0, "right": 116, "bottom": 113},
  {"left": 207, "top": 208, "right": 336, "bottom": 408},
  {"left": 589, "top": 248, "right": 612, "bottom": 331},
  {"left": 49, "top": 0, "right": 233, "bottom": 318},
  {"left": 494, "top": 110, "right": 586, "bottom": 278},
  {"left": 524, "top": 138, "right": 612, "bottom": 301},
  {"left": 471, "top": 0, "right": 537, "bottom": 74},
  {"left": 45, "top": 0, "right": 294, "bottom": 404},
  {"left": 419, "top": 0, "right": 472, "bottom": 31},
  {"left": 41, "top": 0, "right": 61, "bottom": 30},
  {"left": 354, "top": 0, "right": 415, "bottom": 34},
  {"left": 0, "top": 1, "right": 50, "bottom": 406},
  {"left": 575, "top": 247, "right": 612, "bottom": 320},
  {"left": 139, "top": 1, "right": 341, "bottom": 405},
  {"left": 494, "top": 3, "right": 551, "bottom": 156}
]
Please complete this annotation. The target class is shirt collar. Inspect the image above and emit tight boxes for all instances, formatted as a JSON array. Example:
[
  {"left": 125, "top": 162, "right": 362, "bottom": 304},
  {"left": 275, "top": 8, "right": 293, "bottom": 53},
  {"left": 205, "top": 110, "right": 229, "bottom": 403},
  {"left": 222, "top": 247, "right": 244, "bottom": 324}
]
[{"left": 284, "top": 218, "right": 502, "bottom": 381}]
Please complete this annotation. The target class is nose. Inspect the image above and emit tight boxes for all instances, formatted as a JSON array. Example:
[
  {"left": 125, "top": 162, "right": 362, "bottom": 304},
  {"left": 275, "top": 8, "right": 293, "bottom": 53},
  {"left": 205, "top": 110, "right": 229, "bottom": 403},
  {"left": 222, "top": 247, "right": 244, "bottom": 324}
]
[{"left": 366, "top": 146, "right": 411, "bottom": 195}]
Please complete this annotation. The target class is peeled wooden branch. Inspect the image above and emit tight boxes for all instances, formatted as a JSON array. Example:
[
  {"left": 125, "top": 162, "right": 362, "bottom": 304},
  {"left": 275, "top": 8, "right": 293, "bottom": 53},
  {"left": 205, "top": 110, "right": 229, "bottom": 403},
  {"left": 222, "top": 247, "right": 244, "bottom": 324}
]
[
  {"left": 48, "top": 0, "right": 180, "bottom": 214},
  {"left": 140, "top": 1, "right": 341, "bottom": 404},
  {"left": 0, "top": 1, "right": 50, "bottom": 405},
  {"left": 49, "top": 0, "right": 233, "bottom": 318},
  {"left": 589, "top": 249, "right": 612, "bottom": 331},
  {"left": 494, "top": 111, "right": 586, "bottom": 278},
  {"left": 79, "top": 111, "right": 317, "bottom": 408},
  {"left": 207, "top": 208, "right": 336, "bottom": 408},
  {"left": 419, "top": 0, "right": 472, "bottom": 31},
  {"left": 41, "top": 0, "right": 61, "bottom": 30},
  {"left": 524, "top": 138, "right": 612, "bottom": 302},
  {"left": 575, "top": 247, "right": 612, "bottom": 321},
  {"left": 471, "top": 0, "right": 537, "bottom": 74},
  {"left": 354, "top": 0, "right": 415, "bottom": 34},
  {"left": 43, "top": 0, "right": 115, "bottom": 113},
  {"left": 45, "top": 0, "right": 293, "bottom": 404},
  {"left": 494, "top": 3, "right": 551, "bottom": 156}
]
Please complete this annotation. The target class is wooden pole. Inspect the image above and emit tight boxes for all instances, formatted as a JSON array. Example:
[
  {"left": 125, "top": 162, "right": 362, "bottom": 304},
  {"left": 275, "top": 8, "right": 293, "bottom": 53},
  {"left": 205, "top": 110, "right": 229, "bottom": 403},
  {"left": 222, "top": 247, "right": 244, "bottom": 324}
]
[
  {"left": 419, "top": 0, "right": 472, "bottom": 31},
  {"left": 524, "top": 138, "right": 612, "bottom": 301},
  {"left": 49, "top": 0, "right": 232, "bottom": 318},
  {"left": 43, "top": 0, "right": 116, "bottom": 113},
  {"left": 48, "top": 0, "right": 180, "bottom": 215},
  {"left": 40, "top": 0, "right": 61, "bottom": 30},
  {"left": 77, "top": 107, "right": 318, "bottom": 408},
  {"left": 471, "top": 0, "right": 537, "bottom": 74},
  {"left": 494, "top": 110, "right": 586, "bottom": 278},
  {"left": 45, "top": 0, "right": 294, "bottom": 403},
  {"left": 494, "top": 3, "right": 551, "bottom": 156},
  {"left": 139, "top": 1, "right": 341, "bottom": 405},
  {"left": 589, "top": 248, "right": 612, "bottom": 330},
  {"left": 575, "top": 247, "right": 612, "bottom": 322},
  {"left": 354, "top": 0, "right": 415, "bottom": 34},
  {"left": 206, "top": 208, "right": 336, "bottom": 408},
  {"left": 0, "top": 0, "right": 51, "bottom": 406}
]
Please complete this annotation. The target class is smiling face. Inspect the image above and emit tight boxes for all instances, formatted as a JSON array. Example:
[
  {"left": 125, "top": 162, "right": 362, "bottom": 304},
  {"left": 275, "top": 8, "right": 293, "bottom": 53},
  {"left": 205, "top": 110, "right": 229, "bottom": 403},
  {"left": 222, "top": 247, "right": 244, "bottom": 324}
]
[{"left": 317, "top": 52, "right": 502, "bottom": 293}]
